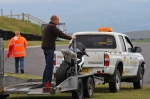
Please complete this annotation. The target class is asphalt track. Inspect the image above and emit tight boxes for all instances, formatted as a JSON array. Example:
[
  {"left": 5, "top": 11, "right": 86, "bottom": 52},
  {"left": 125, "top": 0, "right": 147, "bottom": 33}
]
[{"left": 4, "top": 42, "right": 150, "bottom": 85}]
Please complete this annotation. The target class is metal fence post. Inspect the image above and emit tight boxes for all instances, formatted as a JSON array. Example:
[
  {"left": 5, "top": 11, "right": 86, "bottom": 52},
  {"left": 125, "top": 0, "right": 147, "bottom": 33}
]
[
  {"left": 0, "top": 38, "right": 4, "bottom": 87},
  {"left": 28, "top": 14, "right": 29, "bottom": 21},
  {"left": 22, "top": 13, "right": 24, "bottom": 21},
  {"left": 10, "top": 10, "right": 12, "bottom": 18},
  {"left": 1, "top": 9, "right": 3, "bottom": 16}
]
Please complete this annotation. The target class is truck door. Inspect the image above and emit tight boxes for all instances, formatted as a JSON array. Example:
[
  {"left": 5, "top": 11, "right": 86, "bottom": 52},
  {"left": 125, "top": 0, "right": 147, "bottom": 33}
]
[
  {"left": 124, "top": 36, "right": 138, "bottom": 76},
  {"left": 118, "top": 35, "right": 128, "bottom": 76}
]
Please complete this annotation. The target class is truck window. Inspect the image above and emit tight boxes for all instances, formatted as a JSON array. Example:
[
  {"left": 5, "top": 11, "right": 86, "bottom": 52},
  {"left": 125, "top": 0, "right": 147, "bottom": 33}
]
[
  {"left": 76, "top": 35, "right": 116, "bottom": 49},
  {"left": 119, "top": 35, "right": 126, "bottom": 52},
  {"left": 125, "top": 36, "right": 134, "bottom": 52}
]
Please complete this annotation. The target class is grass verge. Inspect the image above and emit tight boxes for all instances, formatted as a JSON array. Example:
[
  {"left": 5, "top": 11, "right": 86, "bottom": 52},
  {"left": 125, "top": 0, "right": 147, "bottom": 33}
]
[
  {"left": 3, "top": 39, "right": 150, "bottom": 49},
  {"left": 4, "top": 72, "right": 150, "bottom": 99},
  {"left": 4, "top": 72, "right": 42, "bottom": 80},
  {"left": 3, "top": 73, "right": 150, "bottom": 99},
  {"left": 131, "top": 39, "right": 150, "bottom": 42},
  {"left": 7, "top": 84, "right": 150, "bottom": 99},
  {"left": 3, "top": 40, "right": 70, "bottom": 49}
]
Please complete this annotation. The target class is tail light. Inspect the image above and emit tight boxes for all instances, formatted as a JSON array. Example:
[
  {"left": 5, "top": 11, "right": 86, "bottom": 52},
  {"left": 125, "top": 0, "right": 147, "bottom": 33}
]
[
  {"left": 45, "top": 81, "right": 51, "bottom": 87},
  {"left": 53, "top": 54, "right": 56, "bottom": 66},
  {"left": 104, "top": 53, "right": 109, "bottom": 66},
  {"left": 43, "top": 81, "right": 53, "bottom": 92},
  {"left": 0, "top": 87, "right": 3, "bottom": 92},
  {"left": 97, "top": 71, "right": 101, "bottom": 74}
]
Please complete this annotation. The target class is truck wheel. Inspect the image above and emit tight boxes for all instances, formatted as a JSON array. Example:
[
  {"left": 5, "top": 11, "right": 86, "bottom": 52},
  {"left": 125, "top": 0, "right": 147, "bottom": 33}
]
[
  {"left": 0, "top": 95, "right": 9, "bottom": 99},
  {"left": 109, "top": 69, "right": 121, "bottom": 92},
  {"left": 133, "top": 67, "right": 143, "bottom": 89},
  {"left": 72, "top": 79, "right": 83, "bottom": 99},
  {"left": 83, "top": 77, "right": 94, "bottom": 98},
  {"left": 56, "top": 63, "right": 69, "bottom": 86}
]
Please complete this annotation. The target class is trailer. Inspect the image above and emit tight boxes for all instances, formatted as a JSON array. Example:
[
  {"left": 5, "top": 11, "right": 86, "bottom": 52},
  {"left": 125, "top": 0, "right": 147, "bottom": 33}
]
[{"left": 0, "top": 38, "right": 103, "bottom": 99}]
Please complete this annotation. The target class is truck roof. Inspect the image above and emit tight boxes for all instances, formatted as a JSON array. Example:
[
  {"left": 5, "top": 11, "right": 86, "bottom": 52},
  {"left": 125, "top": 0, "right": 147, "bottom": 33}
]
[{"left": 73, "top": 31, "right": 128, "bottom": 37}]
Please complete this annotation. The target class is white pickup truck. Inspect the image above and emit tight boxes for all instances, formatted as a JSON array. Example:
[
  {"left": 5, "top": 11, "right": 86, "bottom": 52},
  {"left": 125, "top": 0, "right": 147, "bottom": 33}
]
[{"left": 53, "top": 27, "right": 145, "bottom": 92}]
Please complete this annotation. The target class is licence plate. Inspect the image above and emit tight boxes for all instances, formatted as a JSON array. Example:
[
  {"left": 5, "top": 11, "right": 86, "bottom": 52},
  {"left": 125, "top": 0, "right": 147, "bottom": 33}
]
[{"left": 81, "top": 68, "right": 90, "bottom": 73}]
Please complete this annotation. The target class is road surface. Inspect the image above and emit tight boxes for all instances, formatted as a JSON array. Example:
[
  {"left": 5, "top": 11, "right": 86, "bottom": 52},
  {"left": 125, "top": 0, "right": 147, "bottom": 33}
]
[{"left": 4, "top": 42, "right": 150, "bottom": 85}]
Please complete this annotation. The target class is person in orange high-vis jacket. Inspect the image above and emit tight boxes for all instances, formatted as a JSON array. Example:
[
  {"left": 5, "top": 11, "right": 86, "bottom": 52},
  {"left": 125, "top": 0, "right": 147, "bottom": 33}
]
[{"left": 7, "top": 30, "right": 28, "bottom": 74}]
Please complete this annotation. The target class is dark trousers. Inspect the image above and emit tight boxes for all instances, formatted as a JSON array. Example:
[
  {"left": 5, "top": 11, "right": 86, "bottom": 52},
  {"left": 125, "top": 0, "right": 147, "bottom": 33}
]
[
  {"left": 42, "top": 49, "right": 54, "bottom": 84},
  {"left": 15, "top": 57, "right": 24, "bottom": 73}
]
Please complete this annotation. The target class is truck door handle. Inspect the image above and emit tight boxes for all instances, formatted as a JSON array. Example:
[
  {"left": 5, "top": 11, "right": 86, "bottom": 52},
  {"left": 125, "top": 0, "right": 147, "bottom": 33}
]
[{"left": 130, "top": 57, "right": 132, "bottom": 59}]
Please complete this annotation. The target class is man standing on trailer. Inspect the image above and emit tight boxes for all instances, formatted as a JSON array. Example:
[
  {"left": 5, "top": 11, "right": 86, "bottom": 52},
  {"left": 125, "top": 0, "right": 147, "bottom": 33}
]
[{"left": 36, "top": 15, "right": 76, "bottom": 88}]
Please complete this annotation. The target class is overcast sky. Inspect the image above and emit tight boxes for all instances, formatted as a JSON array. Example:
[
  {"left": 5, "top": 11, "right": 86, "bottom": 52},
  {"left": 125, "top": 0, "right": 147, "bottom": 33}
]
[{"left": 0, "top": 0, "right": 150, "bottom": 33}]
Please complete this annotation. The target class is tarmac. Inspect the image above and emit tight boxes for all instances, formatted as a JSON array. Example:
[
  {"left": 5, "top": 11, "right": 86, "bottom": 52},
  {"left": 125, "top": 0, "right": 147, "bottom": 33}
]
[{"left": 4, "top": 42, "right": 150, "bottom": 85}]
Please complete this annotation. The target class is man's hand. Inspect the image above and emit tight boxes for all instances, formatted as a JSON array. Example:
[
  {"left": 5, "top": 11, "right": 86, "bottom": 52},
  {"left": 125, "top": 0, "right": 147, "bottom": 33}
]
[{"left": 72, "top": 35, "right": 76, "bottom": 39}]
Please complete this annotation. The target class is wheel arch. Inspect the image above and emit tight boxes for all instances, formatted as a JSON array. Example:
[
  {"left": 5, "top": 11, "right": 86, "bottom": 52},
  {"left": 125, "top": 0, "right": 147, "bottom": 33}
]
[
  {"left": 131, "top": 60, "right": 145, "bottom": 82},
  {"left": 115, "top": 59, "right": 123, "bottom": 76},
  {"left": 140, "top": 60, "right": 145, "bottom": 75}
]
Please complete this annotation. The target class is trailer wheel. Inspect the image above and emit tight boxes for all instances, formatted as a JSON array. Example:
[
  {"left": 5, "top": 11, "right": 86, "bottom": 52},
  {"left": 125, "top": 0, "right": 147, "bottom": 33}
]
[
  {"left": 83, "top": 77, "right": 94, "bottom": 98},
  {"left": 109, "top": 69, "right": 121, "bottom": 92},
  {"left": 72, "top": 79, "right": 83, "bottom": 99},
  {"left": 0, "top": 95, "right": 9, "bottom": 99},
  {"left": 56, "top": 63, "right": 69, "bottom": 86},
  {"left": 133, "top": 67, "right": 143, "bottom": 89}
]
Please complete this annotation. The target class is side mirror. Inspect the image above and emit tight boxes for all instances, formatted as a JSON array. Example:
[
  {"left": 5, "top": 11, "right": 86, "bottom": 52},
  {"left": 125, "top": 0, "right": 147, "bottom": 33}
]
[{"left": 134, "top": 46, "right": 142, "bottom": 52}]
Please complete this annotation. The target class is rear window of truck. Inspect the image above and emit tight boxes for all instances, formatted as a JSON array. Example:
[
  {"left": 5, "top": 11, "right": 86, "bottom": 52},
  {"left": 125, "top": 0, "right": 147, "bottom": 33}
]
[{"left": 76, "top": 35, "right": 116, "bottom": 49}]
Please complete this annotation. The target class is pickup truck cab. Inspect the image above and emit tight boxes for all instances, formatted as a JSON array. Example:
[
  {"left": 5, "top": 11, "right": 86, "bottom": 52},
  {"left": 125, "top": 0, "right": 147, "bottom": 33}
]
[{"left": 54, "top": 27, "right": 145, "bottom": 92}]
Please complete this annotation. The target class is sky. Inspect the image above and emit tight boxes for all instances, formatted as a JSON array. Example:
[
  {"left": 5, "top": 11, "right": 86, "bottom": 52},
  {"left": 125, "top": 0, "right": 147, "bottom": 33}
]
[{"left": 0, "top": 0, "right": 150, "bottom": 33}]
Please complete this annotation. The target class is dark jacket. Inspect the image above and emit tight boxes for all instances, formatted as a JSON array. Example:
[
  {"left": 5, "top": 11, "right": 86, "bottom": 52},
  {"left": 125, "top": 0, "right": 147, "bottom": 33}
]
[{"left": 41, "top": 22, "right": 72, "bottom": 50}]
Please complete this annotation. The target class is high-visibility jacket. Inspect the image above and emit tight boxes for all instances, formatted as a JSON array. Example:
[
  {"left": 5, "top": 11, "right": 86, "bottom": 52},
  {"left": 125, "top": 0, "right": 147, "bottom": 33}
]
[{"left": 8, "top": 35, "right": 28, "bottom": 58}]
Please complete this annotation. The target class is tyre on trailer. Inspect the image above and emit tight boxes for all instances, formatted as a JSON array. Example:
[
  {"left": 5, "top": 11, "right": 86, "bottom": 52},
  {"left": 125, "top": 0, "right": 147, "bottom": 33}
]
[
  {"left": 56, "top": 63, "right": 70, "bottom": 86},
  {"left": 133, "top": 66, "right": 144, "bottom": 89},
  {"left": 72, "top": 79, "right": 83, "bottom": 99},
  {"left": 109, "top": 69, "right": 121, "bottom": 92},
  {"left": 83, "top": 77, "right": 94, "bottom": 98}
]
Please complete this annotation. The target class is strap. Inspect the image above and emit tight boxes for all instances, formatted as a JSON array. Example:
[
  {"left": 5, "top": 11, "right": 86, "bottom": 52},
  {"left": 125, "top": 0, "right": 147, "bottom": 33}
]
[{"left": 13, "top": 51, "right": 25, "bottom": 54}]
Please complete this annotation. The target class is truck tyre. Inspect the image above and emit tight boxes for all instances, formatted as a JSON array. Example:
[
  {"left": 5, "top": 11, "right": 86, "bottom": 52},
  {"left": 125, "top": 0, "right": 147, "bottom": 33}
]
[
  {"left": 133, "top": 67, "right": 143, "bottom": 89},
  {"left": 72, "top": 79, "right": 83, "bottom": 99},
  {"left": 56, "top": 63, "right": 69, "bottom": 86},
  {"left": 83, "top": 77, "right": 94, "bottom": 98},
  {"left": 0, "top": 95, "right": 9, "bottom": 99},
  {"left": 109, "top": 69, "right": 121, "bottom": 92}
]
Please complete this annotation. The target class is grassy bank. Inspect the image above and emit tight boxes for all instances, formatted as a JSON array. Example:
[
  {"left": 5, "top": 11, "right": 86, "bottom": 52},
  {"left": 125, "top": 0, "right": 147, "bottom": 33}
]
[
  {"left": 3, "top": 40, "right": 70, "bottom": 48},
  {"left": 0, "top": 16, "right": 41, "bottom": 35},
  {"left": 7, "top": 84, "right": 150, "bottom": 99}
]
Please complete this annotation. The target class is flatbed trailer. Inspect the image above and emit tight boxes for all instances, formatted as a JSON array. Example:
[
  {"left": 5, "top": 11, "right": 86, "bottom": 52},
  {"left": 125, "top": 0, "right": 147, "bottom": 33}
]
[{"left": 0, "top": 38, "right": 103, "bottom": 99}]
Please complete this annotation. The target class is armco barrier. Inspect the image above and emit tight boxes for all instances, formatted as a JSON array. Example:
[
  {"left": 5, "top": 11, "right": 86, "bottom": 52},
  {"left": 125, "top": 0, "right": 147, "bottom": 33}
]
[{"left": 0, "top": 29, "right": 42, "bottom": 41}]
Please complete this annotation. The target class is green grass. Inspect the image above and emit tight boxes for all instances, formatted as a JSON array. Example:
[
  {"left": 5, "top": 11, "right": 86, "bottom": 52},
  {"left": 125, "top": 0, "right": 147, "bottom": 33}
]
[
  {"left": 0, "top": 16, "right": 41, "bottom": 35},
  {"left": 3, "top": 40, "right": 70, "bottom": 48},
  {"left": 3, "top": 72, "right": 150, "bottom": 99},
  {"left": 7, "top": 84, "right": 150, "bottom": 99},
  {"left": 4, "top": 72, "right": 42, "bottom": 80},
  {"left": 131, "top": 39, "right": 150, "bottom": 42},
  {"left": 4, "top": 67, "right": 150, "bottom": 99}
]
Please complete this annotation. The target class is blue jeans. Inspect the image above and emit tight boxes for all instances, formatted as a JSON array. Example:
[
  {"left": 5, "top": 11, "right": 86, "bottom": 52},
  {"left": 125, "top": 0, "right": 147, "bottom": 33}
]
[
  {"left": 42, "top": 49, "right": 54, "bottom": 84},
  {"left": 15, "top": 57, "right": 24, "bottom": 73}
]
